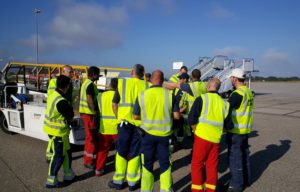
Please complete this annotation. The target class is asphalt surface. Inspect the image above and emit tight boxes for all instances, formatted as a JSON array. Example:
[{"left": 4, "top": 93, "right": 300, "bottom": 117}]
[{"left": 0, "top": 82, "right": 300, "bottom": 192}]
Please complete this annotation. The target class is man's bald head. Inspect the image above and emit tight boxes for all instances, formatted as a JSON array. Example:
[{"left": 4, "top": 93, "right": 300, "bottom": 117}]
[
  {"left": 207, "top": 77, "right": 221, "bottom": 92},
  {"left": 61, "top": 65, "right": 73, "bottom": 78},
  {"left": 151, "top": 70, "right": 164, "bottom": 85}
]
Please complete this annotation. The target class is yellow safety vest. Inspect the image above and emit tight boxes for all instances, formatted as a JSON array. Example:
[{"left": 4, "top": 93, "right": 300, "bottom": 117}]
[
  {"left": 195, "top": 93, "right": 229, "bottom": 143},
  {"left": 79, "top": 79, "right": 99, "bottom": 115},
  {"left": 169, "top": 73, "right": 180, "bottom": 83},
  {"left": 117, "top": 78, "right": 149, "bottom": 126},
  {"left": 174, "top": 88, "right": 188, "bottom": 112},
  {"left": 97, "top": 90, "right": 118, "bottom": 135},
  {"left": 47, "top": 78, "right": 57, "bottom": 97},
  {"left": 138, "top": 87, "right": 173, "bottom": 137},
  {"left": 43, "top": 91, "right": 69, "bottom": 137},
  {"left": 228, "top": 86, "right": 254, "bottom": 134},
  {"left": 187, "top": 81, "right": 207, "bottom": 111}
]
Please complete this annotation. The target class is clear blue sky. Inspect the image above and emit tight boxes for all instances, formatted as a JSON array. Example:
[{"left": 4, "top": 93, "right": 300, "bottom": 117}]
[{"left": 1, "top": 0, "right": 300, "bottom": 77}]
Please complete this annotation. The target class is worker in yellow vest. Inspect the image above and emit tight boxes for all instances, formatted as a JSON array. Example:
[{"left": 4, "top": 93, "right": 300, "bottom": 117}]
[
  {"left": 188, "top": 78, "right": 230, "bottom": 192},
  {"left": 168, "top": 65, "right": 188, "bottom": 83},
  {"left": 108, "top": 64, "right": 150, "bottom": 191},
  {"left": 172, "top": 73, "right": 189, "bottom": 144},
  {"left": 134, "top": 70, "right": 180, "bottom": 192},
  {"left": 46, "top": 65, "right": 74, "bottom": 163},
  {"left": 95, "top": 78, "right": 118, "bottom": 176},
  {"left": 226, "top": 68, "right": 254, "bottom": 192},
  {"left": 44, "top": 75, "right": 76, "bottom": 188},
  {"left": 79, "top": 66, "right": 100, "bottom": 169}
]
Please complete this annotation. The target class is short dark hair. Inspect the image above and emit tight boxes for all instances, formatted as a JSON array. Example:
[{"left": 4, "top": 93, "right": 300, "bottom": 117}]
[
  {"left": 192, "top": 69, "right": 201, "bottom": 80},
  {"left": 110, "top": 78, "right": 118, "bottom": 90},
  {"left": 56, "top": 75, "right": 71, "bottom": 89},
  {"left": 88, "top": 66, "right": 100, "bottom": 77},
  {"left": 180, "top": 66, "right": 188, "bottom": 71},
  {"left": 133, "top": 64, "right": 145, "bottom": 79}
]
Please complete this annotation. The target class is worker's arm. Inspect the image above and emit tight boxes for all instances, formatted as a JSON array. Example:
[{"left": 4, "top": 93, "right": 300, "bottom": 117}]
[
  {"left": 163, "top": 81, "right": 180, "bottom": 90},
  {"left": 188, "top": 97, "right": 203, "bottom": 130},
  {"left": 112, "top": 90, "right": 120, "bottom": 118},
  {"left": 87, "top": 94, "right": 96, "bottom": 112},
  {"left": 86, "top": 84, "right": 98, "bottom": 114},
  {"left": 172, "top": 94, "right": 180, "bottom": 120},
  {"left": 133, "top": 98, "right": 141, "bottom": 120},
  {"left": 57, "top": 100, "right": 74, "bottom": 121}
]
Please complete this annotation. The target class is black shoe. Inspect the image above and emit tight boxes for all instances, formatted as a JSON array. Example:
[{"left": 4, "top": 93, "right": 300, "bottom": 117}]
[
  {"left": 84, "top": 164, "right": 95, "bottom": 170},
  {"left": 108, "top": 180, "right": 127, "bottom": 190},
  {"left": 64, "top": 175, "right": 77, "bottom": 184},
  {"left": 227, "top": 186, "right": 243, "bottom": 192},
  {"left": 128, "top": 182, "right": 140, "bottom": 191},
  {"left": 45, "top": 182, "right": 60, "bottom": 189}
]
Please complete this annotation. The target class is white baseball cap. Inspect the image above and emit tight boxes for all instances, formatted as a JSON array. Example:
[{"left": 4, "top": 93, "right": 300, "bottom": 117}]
[{"left": 229, "top": 68, "right": 246, "bottom": 79}]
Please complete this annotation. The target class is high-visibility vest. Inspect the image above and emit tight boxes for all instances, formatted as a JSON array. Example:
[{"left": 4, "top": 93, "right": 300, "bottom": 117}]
[
  {"left": 228, "top": 86, "right": 254, "bottom": 134},
  {"left": 138, "top": 87, "right": 173, "bottom": 137},
  {"left": 43, "top": 91, "right": 69, "bottom": 137},
  {"left": 47, "top": 77, "right": 73, "bottom": 103},
  {"left": 187, "top": 81, "right": 207, "bottom": 111},
  {"left": 117, "top": 78, "right": 149, "bottom": 126},
  {"left": 47, "top": 78, "right": 57, "bottom": 97},
  {"left": 97, "top": 90, "right": 118, "bottom": 135},
  {"left": 195, "top": 93, "right": 229, "bottom": 143},
  {"left": 169, "top": 73, "right": 180, "bottom": 83},
  {"left": 174, "top": 88, "right": 188, "bottom": 111},
  {"left": 79, "top": 79, "right": 99, "bottom": 115}
]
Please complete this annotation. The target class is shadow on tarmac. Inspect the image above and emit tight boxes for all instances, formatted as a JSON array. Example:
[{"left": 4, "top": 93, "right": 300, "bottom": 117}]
[{"left": 217, "top": 139, "right": 291, "bottom": 191}]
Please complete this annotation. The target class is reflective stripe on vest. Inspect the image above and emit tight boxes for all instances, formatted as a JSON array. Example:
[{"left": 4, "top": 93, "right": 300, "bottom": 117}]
[
  {"left": 97, "top": 91, "right": 118, "bottom": 134},
  {"left": 43, "top": 91, "right": 69, "bottom": 136},
  {"left": 117, "top": 78, "right": 149, "bottom": 126},
  {"left": 140, "top": 88, "right": 172, "bottom": 136},
  {"left": 195, "top": 93, "right": 229, "bottom": 143},
  {"left": 229, "top": 86, "right": 254, "bottom": 134},
  {"left": 187, "top": 81, "right": 207, "bottom": 111},
  {"left": 79, "top": 79, "right": 98, "bottom": 114},
  {"left": 119, "top": 79, "right": 134, "bottom": 107}
]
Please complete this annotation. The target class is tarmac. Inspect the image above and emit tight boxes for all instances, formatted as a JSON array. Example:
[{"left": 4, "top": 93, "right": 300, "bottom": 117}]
[{"left": 0, "top": 82, "right": 300, "bottom": 192}]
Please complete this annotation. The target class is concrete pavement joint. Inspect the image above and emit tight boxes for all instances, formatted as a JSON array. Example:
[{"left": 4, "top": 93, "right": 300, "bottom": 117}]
[{"left": 0, "top": 156, "right": 31, "bottom": 192}]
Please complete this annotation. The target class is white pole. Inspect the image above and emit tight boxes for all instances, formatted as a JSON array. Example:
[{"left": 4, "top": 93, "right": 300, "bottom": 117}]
[{"left": 34, "top": 8, "right": 41, "bottom": 64}]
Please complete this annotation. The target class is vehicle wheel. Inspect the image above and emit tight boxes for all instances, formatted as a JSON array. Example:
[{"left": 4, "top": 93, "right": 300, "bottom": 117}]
[{"left": 0, "top": 113, "right": 11, "bottom": 134}]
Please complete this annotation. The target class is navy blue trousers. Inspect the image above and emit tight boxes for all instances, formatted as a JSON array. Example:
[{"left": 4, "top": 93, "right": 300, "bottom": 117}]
[
  {"left": 117, "top": 122, "right": 141, "bottom": 160},
  {"left": 48, "top": 136, "right": 72, "bottom": 176},
  {"left": 227, "top": 133, "right": 251, "bottom": 190},
  {"left": 141, "top": 132, "right": 170, "bottom": 174}
]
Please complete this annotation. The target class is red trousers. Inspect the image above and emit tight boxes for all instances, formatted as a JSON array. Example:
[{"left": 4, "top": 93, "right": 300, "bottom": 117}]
[
  {"left": 191, "top": 135, "right": 219, "bottom": 192},
  {"left": 82, "top": 114, "right": 98, "bottom": 166},
  {"left": 96, "top": 133, "right": 117, "bottom": 172}
]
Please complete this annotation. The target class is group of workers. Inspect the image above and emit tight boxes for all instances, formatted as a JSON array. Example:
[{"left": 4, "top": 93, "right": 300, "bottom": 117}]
[{"left": 43, "top": 63, "right": 254, "bottom": 192}]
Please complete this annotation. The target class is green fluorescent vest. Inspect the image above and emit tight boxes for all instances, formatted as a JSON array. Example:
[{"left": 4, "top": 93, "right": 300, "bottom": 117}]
[
  {"left": 117, "top": 78, "right": 149, "bottom": 126},
  {"left": 169, "top": 73, "right": 180, "bottom": 83},
  {"left": 79, "top": 79, "right": 99, "bottom": 115},
  {"left": 47, "top": 78, "right": 57, "bottom": 97},
  {"left": 195, "top": 93, "right": 229, "bottom": 143},
  {"left": 139, "top": 87, "right": 173, "bottom": 137},
  {"left": 229, "top": 86, "right": 254, "bottom": 134},
  {"left": 43, "top": 91, "right": 69, "bottom": 137},
  {"left": 97, "top": 90, "right": 118, "bottom": 135},
  {"left": 187, "top": 81, "right": 207, "bottom": 111}
]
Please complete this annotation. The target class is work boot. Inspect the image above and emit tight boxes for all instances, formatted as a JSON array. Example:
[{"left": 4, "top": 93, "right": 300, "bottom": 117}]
[
  {"left": 108, "top": 180, "right": 127, "bottom": 190},
  {"left": 63, "top": 169, "right": 77, "bottom": 182},
  {"left": 45, "top": 176, "right": 60, "bottom": 188},
  {"left": 84, "top": 164, "right": 95, "bottom": 170},
  {"left": 227, "top": 186, "right": 243, "bottom": 192},
  {"left": 95, "top": 169, "right": 105, "bottom": 177},
  {"left": 128, "top": 182, "right": 141, "bottom": 191}
]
